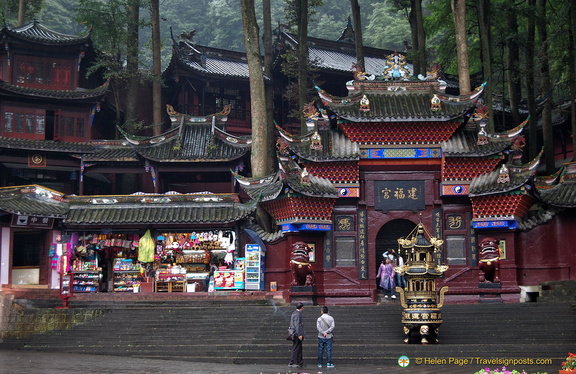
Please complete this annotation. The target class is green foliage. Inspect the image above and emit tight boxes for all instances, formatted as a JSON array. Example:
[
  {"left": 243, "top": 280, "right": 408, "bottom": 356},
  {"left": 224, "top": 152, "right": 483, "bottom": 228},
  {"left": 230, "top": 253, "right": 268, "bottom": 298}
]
[
  {"left": 1, "top": 0, "right": 44, "bottom": 26},
  {"left": 364, "top": 2, "right": 411, "bottom": 51}
]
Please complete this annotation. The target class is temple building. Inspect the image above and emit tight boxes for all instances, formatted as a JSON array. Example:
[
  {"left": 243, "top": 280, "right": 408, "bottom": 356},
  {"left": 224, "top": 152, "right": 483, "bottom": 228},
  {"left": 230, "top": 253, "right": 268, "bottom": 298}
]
[{"left": 0, "top": 20, "right": 574, "bottom": 303}]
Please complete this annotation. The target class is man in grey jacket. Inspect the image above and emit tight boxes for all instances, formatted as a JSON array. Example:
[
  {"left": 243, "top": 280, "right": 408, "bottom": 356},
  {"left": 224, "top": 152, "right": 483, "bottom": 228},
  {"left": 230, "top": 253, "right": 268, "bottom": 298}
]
[
  {"left": 316, "top": 305, "right": 335, "bottom": 368},
  {"left": 288, "top": 303, "right": 305, "bottom": 368}
]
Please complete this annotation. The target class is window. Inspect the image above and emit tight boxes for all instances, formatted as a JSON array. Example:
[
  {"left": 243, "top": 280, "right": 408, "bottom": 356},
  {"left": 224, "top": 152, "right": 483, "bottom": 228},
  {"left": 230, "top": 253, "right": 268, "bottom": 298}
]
[
  {"left": 445, "top": 235, "right": 466, "bottom": 265},
  {"left": 26, "top": 114, "right": 34, "bottom": 133},
  {"left": 335, "top": 236, "right": 356, "bottom": 267},
  {"left": 36, "top": 115, "right": 45, "bottom": 134},
  {"left": 66, "top": 117, "right": 75, "bottom": 137},
  {"left": 15, "top": 59, "right": 71, "bottom": 89},
  {"left": 77, "top": 118, "right": 84, "bottom": 138},
  {"left": 4, "top": 112, "right": 13, "bottom": 132}
]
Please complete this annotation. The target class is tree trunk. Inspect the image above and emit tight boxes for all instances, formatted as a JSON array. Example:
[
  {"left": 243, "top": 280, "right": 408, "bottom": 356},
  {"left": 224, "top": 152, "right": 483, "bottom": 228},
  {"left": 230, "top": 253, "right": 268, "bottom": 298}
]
[
  {"left": 297, "top": 0, "right": 309, "bottom": 134},
  {"left": 241, "top": 0, "right": 274, "bottom": 179},
  {"left": 18, "top": 0, "right": 27, "bottom": 26},
  {"left": 451, "top": 0, "right": 471, "bottom": 95},
  {"left": 150, "top": 0, "right": 162, "bottom": 136},
  {"left": 536, "top": 0, "right": 555, "bottom": 173},
  {"left": 408, "top": 5, "right": 420, "bottom": 75},
  {"left": 350, "top": 0, "right": 365, "bottom": 73},
  {"left": 477, "top": 0, "right": 494, "bottom": 132},
  {"left": 125, "top": 0, "right": 140, "bottom": 129},
  {"left": 504, "top": 0, "right": 521, "bottom": 126},
  {"left": 262, "top": 0, "right": 276, "bottom": 169},
  {"left": 526, "top": 0, "right": 538, "bottom": 160},
  {"left": 570, "top": 2, "right": 576, "bottom": 162},
  {"left": 413, "top": 0, "right": 427, "bottom": 76}
]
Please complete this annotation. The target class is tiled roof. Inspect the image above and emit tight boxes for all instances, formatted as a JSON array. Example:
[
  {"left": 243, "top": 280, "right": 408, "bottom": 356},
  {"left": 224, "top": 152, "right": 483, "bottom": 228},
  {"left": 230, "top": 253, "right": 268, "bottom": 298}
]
[
  {"left": 469, "top": 153, "right": 541, "bottom": 197},
  {"left": 277, "top": 30, "right": 398, "bottom": 77},
  {"left": 339, "top": 121, "right": 461, "bottom": 144},
  {"left": 442, "top": 156, "right": 503, "bottom": 181},
  {"left": 535, "top": 162, "right": 576, "bottom": 207},
  {"left": 3, "top": 20, "right": 90, "bottom": 45},
  {"left": 131, "top": 123, "right": 249, "bottom": 162},
  {"left": 80, "top": 146, "right": 139, "bottom": 162},
  {"left": 442, "top": 118, "right": 527, "bottom": 157},
  {"left": 323, "top": 92, "right": 475, "bottom": 122},
  {"left": 0, "top": 80, "right": 108, "bottom": 101},
  {"left": 0, "top": 185, "right": 68, "bottom": 218},
  {"left": 277, "top": 125, "right": 359, "bottom": 162},
  {"left": 234, "top": 156, "right": 338, "bottom": 201},
  {"left": 168, "top": 41, "right": 256, "bottom": 80},
  {"left": 0, "top": 137, "right": 95, "bottom": 153},
  {"left": 301, "top": 161, "right": 359, "bottom": 183},
  {"left": 64, "top": 193, "right": 257, "bottom": 226},
  {"left": 471, "top": 192, "right": 534, "bottom": 220}
]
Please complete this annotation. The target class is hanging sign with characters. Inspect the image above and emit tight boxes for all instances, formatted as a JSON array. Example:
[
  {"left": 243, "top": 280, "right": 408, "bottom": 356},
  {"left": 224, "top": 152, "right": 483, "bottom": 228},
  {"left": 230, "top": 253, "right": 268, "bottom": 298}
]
[{"left": 374, "top": 180, "right": 425, "bottom": 212}]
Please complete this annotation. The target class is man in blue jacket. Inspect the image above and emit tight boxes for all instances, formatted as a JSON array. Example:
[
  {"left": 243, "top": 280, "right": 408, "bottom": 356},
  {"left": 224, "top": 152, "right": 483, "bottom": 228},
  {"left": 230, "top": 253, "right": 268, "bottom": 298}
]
[{"left": 288, "top": 303, "right": 305, "bottom": 368}]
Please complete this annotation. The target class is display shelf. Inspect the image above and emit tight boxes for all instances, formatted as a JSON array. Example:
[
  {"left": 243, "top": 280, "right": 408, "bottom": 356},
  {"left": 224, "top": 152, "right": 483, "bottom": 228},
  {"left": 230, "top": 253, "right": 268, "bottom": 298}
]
[
  {"left": 113, "top": 270, "right": 140, "bottom": 292},
  {"left": 72, "top": 271, "right": 102, "bottom": 292}
]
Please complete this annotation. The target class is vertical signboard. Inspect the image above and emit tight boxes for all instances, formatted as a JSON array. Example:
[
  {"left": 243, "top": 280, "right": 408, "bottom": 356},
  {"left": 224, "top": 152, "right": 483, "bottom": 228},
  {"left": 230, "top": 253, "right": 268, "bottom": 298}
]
[{"left": 357, "top": 209, "right": 368, "bottom": 279}]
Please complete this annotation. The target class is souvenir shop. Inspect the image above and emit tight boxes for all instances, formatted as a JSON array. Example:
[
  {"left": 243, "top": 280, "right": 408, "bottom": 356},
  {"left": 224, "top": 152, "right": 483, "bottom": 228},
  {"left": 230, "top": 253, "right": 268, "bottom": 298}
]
[{"left": 66, "top": 228, "right": 262, "bottom": 293}]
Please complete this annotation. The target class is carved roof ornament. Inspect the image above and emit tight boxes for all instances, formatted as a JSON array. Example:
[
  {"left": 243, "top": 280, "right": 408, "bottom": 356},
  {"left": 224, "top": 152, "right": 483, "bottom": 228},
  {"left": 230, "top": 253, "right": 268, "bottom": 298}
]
[
  {"left": 497, "top": 164, "right": 510, "bottom": 184},
  {"left": 383, "top": 52, "right": 411, "bottom": 80},
  {"left": 477, "top": 121, "right": 489, "bottom": 145},
  {"left": 310, "top": 131, "right": 323, "bottom": 151},
  {"left": 430, "top": 94, "right": 441, "bottom": 112},
  {"left": 359, "top": 94, "right": 370, "bottom": 112}
]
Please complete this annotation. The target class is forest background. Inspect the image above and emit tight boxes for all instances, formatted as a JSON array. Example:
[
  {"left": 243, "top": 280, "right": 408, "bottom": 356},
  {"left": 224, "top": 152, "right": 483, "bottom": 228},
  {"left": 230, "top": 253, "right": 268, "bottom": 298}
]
[{"left": 2, "top": 0, "right": 576, "bottom": 174}]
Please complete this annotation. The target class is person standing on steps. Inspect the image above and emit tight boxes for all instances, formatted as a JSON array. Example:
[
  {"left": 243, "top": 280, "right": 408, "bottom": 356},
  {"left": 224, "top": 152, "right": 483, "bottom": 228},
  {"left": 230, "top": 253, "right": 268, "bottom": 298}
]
[
  {"left": 288, "top": 303, "right": 305, "bottom": 368},
  {"left": 316, "top": 305, "right": 335, "bottom": 368},
  {"left": 376, "top": 256, "right": 397, "bottom": 299}
]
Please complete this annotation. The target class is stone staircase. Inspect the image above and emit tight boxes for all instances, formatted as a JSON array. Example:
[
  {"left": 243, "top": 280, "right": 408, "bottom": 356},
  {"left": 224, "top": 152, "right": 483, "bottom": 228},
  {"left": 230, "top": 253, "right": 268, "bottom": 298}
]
[
  {"left": 1, "top": 298, "right": 574, "bottom": 369},
  {"left": 539, "top": 280, "right": 576, "bottom": 303}
]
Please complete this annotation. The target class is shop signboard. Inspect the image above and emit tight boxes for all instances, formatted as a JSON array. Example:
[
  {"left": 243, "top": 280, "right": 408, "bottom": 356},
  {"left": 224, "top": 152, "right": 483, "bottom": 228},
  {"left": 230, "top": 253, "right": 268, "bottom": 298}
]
[
  {"left": 214, "top": 270, "right": 244, "bottom": 290},
  {"left": 11, "top": 214, "right": 54, "bottom": 229}
]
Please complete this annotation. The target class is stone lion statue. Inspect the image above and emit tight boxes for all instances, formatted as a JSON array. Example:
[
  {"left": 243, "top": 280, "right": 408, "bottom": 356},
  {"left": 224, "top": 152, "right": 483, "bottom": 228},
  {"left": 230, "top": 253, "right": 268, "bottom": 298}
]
[
  {"left": 478, "top": 237, "right": 501, "bottom": 283},
  {"left": 290, "top": 241, "right": 315, "bottom": 286}
]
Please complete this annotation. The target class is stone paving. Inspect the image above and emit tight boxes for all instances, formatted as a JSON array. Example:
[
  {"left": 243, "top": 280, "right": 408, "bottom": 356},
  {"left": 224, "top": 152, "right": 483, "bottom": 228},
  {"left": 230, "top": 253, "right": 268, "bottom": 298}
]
[{"left": 0, "top": 350, "right": 559, "bottom": 374}]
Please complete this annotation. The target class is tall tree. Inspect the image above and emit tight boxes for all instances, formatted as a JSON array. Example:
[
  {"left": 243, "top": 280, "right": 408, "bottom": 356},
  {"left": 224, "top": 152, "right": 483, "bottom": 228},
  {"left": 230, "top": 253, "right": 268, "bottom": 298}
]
[
  {"left": 476, "top": 0, "right": 494, "bottom": 131},
  {"left": 525, "top": 0, "right": 539, "bottom": 160},
  {"left": 570, "top": 1, "right": 576, "bottom": 161},
  {"left": 297, "top": 0, "right": 310, "bottom": 134},
  {"left": 240, "top": 0, "right": 274, "bottom": 179},
  {"left": 125, "top": 0, "right": 140, "bottom": 129},
  {"left": 150, "top": 0, "right": 162, "bottom": 136},
  {"left": 350, "top": 0, "right": 365, "bottom": 73},
  {"left": 451, "top": 0, "right": 471, "bottom": 95},
  {"left": 536, "top": 0, "right": 554, "bottom": 173},
  {"left": 411, "top": 0, "right": 427, "bottom": 76},
  {"left": 241, "top": 0, "right": 275, "bottom": 232},
  {"left": 504, "top": 0, "right": 521, "bottom": 126}
]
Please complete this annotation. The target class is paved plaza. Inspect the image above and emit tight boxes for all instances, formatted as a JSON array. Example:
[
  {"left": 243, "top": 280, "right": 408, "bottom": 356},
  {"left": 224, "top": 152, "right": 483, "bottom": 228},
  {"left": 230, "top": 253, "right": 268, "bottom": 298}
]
[{"left": 0, "top": 350, "right": 559, "bottom": 374}]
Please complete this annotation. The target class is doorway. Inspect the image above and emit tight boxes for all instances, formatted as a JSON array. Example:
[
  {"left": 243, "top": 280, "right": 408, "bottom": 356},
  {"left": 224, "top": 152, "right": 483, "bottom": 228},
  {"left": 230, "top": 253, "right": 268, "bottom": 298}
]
[
  {"left": 12, "top": 231, "right": 45, "bottom": 285},
  {"left": 375, "top": 219, "right": 416, "bottom": 269}
]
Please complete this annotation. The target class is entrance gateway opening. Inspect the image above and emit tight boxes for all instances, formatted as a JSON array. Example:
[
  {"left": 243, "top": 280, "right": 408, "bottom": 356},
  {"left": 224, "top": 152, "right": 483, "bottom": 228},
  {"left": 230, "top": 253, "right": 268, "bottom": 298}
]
[{"left": 375, "top": 218, "right": 416, "bottom": 271}]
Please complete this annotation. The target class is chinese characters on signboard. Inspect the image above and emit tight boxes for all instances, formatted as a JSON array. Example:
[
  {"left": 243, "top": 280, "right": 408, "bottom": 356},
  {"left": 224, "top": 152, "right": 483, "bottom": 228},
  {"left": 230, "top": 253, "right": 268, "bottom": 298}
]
[
  {"left": 357, "top": 209, "right": 368, "bottom": 279},
  {"left": 374, "top": 180, "right": 425, "bottom": 211}
]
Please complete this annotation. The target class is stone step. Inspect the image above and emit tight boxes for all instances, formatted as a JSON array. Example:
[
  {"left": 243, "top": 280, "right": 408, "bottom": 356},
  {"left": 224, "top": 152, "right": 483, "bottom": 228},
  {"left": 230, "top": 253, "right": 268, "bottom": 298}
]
[{"left": 2, "top": 301, "right": 574, "bottom": 366}]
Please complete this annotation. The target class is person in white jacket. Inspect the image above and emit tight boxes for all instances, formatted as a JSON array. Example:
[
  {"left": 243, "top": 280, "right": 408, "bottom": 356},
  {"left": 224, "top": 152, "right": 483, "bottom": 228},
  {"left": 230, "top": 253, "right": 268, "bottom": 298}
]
[{"left": 316, "top": 306, "right": 335, "bottom": 368}]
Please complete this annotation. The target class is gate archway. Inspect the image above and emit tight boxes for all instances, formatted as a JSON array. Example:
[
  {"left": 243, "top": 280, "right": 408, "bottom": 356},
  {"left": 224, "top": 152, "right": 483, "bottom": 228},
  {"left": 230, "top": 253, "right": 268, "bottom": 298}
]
[{"left": 375, "top": 219, "right": 416, "bottom": 270}]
